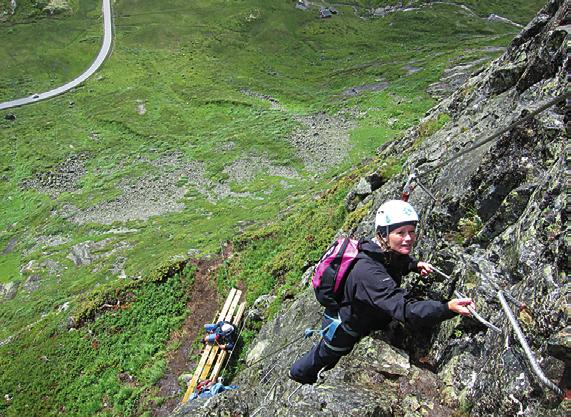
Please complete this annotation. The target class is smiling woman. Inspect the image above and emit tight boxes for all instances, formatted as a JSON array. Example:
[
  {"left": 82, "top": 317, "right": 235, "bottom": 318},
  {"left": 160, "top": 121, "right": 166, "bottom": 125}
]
[{"left": 290, "top": 199, "right": 475, "bottom": 385}]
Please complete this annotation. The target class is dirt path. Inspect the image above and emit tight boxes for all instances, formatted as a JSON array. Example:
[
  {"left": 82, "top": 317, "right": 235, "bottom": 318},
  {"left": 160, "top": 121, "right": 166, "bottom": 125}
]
[{"left": 150, "top": 254, "right": 226, "bottom": 417}]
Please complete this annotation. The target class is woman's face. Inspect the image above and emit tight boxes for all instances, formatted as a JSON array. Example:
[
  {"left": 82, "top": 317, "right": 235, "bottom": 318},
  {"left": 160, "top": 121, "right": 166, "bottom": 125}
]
[{"left": 387, "top": 224, "right": 417, "bottom": 255}]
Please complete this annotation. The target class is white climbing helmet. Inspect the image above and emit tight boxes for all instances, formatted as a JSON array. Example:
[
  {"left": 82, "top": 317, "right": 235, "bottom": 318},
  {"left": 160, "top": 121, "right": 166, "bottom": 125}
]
[{"left": 375, "top": 200, "right": 419, "bottom": 236}]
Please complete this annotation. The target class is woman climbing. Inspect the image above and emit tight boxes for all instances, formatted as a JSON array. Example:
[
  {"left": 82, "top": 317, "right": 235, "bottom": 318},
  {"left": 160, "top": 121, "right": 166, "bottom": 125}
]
[{"left": 289, "top": 199, "right": 475, "bottom": 384}]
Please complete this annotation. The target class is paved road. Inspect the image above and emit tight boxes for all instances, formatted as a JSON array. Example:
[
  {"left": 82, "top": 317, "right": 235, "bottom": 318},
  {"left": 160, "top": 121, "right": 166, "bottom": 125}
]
[{"left": 0, "top": 0, "right": 112, "bottom": 111}]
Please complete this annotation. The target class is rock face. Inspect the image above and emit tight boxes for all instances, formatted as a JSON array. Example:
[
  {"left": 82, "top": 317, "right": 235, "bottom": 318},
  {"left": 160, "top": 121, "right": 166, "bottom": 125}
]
[{"left": 172, "top": 1, "right": 567, "bottom": 416}]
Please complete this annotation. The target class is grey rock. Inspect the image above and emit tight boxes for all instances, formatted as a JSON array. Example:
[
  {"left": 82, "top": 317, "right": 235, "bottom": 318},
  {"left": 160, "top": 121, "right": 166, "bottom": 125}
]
[
  {"left": 23, "top": 274, "right": 41, "bottom": 292},
  {"left": 67, "top": 242, "right": 94, "bottom": 266},
  {"left": 58, "top": 302, "right": 70, "bottom": 312},
  {"left": 0, "top": 281, "right": 19, "bottom": 300},
  {"left": 299, "top": 265, "right": 314, "bottom": 287},
  {"left": 345, "top": 173, "right": 384, "bottom": 211},
  {"left": 20, "top": 259, "right": 63, "bottom": 275},
  {"left": 2, "top": 237, "right": 17, "bottom": 254},
  {"left": 249, "top": 294, "right": 277, "bottom": 322},
  {"left": 66, "top": 238, "right": 130, "bottom": 266}
]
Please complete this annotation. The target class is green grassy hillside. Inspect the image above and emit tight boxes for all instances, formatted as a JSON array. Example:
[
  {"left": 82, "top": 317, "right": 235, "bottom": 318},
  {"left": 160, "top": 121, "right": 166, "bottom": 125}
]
[{"left": 0, "top": 0, "right": 545, "bottom": 415}]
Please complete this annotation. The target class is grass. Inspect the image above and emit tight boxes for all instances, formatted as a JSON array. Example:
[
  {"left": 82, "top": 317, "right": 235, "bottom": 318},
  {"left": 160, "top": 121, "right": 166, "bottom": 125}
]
[
  {"left": 0, "top": 0, "right": 546, "bottom": 415},
  {"left": 0, "top": 267, "right": 192, "bottom": 417}
]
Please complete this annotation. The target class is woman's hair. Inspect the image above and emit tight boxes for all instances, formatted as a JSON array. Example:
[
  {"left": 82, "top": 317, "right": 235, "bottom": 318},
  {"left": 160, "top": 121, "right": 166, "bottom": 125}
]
[{"left": 375, "top": 232, "right": 391, "bottom": 252}]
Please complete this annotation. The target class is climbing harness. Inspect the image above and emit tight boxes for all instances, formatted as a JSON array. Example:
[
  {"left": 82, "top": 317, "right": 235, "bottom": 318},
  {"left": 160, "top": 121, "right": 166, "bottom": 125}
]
[{"left": 304, "top": 313, "right": 341, "bottom": 342}]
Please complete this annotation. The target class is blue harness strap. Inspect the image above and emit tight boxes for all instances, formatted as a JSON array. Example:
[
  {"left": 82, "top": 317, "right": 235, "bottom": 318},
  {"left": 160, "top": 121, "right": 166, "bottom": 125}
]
[
  {"left": 304, "top": 313, "right": 360, "bottom": 353},
  {"left": 304, "top": 313, "right": 343, "bottom": 342},
  {"left": 322, "top": 313, "right": 341, "bottom": 342}
]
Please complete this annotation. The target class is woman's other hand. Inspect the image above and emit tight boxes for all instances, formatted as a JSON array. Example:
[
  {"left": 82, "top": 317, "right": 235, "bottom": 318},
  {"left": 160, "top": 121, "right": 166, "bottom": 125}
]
[{"left": 417, "top": 261, "right": 433, "bottom": 277}]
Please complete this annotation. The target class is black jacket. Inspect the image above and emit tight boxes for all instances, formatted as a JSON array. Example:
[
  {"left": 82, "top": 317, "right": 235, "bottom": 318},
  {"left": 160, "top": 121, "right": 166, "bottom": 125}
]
[{"left": 338, "top": 239, "right": 456, "bottom": 335}]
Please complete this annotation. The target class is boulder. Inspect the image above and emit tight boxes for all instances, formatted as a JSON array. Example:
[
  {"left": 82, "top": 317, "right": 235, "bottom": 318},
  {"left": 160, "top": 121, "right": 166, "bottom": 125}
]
[
  {"left": 23, "top": 274, "right": 41, "bottom": 292},
  {"left": 0, "top": 281, "right": 19, "bottom": 300}
]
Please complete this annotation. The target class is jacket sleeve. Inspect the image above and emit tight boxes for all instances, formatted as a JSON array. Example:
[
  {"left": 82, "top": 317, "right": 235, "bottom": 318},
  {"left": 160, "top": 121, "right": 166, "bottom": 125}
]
[{"left": 356, "top": 266, "right": 456, "bottom": 327}]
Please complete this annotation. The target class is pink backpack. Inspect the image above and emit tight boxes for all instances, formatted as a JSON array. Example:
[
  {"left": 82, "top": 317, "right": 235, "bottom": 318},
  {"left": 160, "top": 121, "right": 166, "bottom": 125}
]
[{"left": 312, "top": 237, "right": 361, "bottom": 311}]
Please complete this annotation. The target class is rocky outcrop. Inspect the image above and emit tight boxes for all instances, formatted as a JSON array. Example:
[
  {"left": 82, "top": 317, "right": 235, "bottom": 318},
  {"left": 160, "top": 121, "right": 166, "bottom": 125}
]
[
  {"left": 172, "top": 1, "right": 567, "bottom": 416},
  {"left": 0, "top": 281, "right": 19, "bottom": 300},
  {"left": 43, "top": 0, "right": 71, "bottom": 15}
]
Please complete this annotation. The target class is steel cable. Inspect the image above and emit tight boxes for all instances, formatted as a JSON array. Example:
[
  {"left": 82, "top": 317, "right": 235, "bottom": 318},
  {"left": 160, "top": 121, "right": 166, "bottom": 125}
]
[
  {"left": 497, "top": 291, "right": 564, "bottom": 396},
  {"left": 431, "top": 266, "right": 501, "bottom": 333},
  {"left": 417, "top": 92, "right": 569, "bottom": 178}
]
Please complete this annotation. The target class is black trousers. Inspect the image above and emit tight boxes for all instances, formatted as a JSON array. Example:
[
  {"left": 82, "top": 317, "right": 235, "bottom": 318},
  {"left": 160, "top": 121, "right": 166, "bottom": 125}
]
[{"left": 289, "top": 313, "right": 360, "bottom": 384}]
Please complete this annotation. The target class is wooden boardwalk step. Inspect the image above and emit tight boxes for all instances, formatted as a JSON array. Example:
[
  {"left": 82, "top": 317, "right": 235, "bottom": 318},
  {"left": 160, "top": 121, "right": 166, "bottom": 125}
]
[{"left": 181, "top": 288, "right": 245, "bottom": 403}]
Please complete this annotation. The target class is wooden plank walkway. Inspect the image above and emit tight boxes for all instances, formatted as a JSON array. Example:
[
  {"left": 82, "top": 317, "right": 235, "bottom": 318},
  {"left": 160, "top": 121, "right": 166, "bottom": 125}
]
[{"left": 182, "top": 288, "right": 246, "bottom": 403}]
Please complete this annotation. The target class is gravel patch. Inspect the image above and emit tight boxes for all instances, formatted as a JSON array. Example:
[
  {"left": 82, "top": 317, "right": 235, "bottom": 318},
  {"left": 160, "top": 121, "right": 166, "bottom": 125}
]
[
  {"left": 59, "top": 153, "right": 251, "bottom": 225},
  {"left": 240, "top": 89, "right": 357, "bottom": 173},
  {"left": 342, "top": 81, "right": 389, "bottom": 96},
  {"left": 223, "top": 154, "right": 300, "bottom": 183},
  {"left": 288, "top": 112, "right": 356, "bottom": 173},
  {"left": 21, "top": 153, "right": 88, "bottom": 198},
  {"left": 61, "top": 173, "right": 188, "bottom": 225}
]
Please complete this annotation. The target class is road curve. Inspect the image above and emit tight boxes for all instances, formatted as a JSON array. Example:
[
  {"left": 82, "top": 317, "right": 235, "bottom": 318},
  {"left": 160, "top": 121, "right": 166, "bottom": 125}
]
[{"left": 0, "top": 0, "right": 113, "bottom": 111}]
